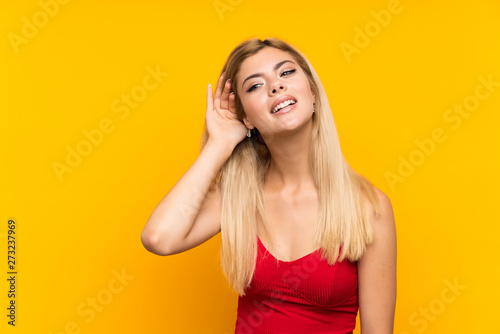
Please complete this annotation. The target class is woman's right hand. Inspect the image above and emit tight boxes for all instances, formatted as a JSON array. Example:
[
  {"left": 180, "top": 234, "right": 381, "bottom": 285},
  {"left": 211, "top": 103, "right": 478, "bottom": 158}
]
[{"left": 205, "top": 72, "right": 248, "bottom": 149}]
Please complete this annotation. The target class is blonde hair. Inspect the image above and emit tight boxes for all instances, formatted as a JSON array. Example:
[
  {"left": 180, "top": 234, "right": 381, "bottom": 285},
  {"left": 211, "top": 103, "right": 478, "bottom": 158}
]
[{"left": 200, "top": 37, "right": 381, "bottom": 296}]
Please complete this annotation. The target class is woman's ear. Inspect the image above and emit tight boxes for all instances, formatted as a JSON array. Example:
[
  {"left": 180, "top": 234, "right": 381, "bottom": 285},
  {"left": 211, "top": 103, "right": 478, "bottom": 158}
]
[{"left": 242, "top": 114, "right": 254, "bottom": 130}]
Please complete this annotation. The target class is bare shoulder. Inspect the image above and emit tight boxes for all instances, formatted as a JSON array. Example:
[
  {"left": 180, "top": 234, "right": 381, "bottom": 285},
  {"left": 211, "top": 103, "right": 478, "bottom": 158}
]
[
  {"left": 359, "top": 185, "right": 397, "bottom": 264},
  {"left": 365, "top": 186, "right": 395, "bottom": 229}
]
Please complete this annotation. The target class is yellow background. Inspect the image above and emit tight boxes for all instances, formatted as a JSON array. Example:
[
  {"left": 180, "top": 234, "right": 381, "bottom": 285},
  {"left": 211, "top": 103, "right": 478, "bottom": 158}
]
[{"left": 1, "top": 0, "right": 499, "bottom": 333}]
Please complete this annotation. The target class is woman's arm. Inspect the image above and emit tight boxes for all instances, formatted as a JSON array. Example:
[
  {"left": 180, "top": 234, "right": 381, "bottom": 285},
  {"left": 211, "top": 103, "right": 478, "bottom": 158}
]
[
  {"left": 140, "top": 140, "right": 232, "bottom": 256},
  {"left": 358, "top": 187, "right": 397, "bottom": 334},
  {"left": 141, "top": 74, "right": 246, "bottom": 256}
]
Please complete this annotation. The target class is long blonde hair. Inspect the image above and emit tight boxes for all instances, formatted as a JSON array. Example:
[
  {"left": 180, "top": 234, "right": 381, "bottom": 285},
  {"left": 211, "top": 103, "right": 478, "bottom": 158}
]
[{"left": 200, "top": 37, "right": 381, "bottom": 296}]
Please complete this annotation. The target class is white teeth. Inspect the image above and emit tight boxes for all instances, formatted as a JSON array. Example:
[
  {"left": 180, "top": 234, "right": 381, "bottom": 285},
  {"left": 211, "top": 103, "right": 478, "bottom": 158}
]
[{"left": 272, "top": 99, "right": 296, "bottom": 113}]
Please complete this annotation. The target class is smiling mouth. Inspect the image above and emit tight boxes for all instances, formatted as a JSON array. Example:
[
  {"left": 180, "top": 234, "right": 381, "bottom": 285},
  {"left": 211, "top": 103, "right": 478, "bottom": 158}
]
[
  {"left": 271, "top": 99, "right": 297, "bottom": 114},
  {"left": 271, "top": 100, "right": 297, "bottom": 115}
]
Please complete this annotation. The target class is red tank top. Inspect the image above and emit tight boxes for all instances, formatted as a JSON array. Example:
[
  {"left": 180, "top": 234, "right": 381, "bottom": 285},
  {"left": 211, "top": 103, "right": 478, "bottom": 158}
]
[{"left": 235, "top": 236, "right": 358, "bottom": 334}]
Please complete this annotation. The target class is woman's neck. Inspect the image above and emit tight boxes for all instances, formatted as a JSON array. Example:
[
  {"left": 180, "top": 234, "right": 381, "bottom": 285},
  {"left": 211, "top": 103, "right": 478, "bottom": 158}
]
[{"left": 264, "top": 121, "right": 316, "bottom": 191}]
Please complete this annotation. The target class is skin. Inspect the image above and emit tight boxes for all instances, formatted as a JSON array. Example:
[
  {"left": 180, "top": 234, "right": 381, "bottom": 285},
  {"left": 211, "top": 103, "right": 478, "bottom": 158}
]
[
  {"left": 234, "top": 47, "right": 321, "bottom": 262},
  {"left": 212, "top": 47, "right": 397, "bottom": 333},
  {"left": 358, "top": 189, "right": 398, "bottom": 333},
  {"left": 236, "top": 47, "right": 317, "bottom": 191}
]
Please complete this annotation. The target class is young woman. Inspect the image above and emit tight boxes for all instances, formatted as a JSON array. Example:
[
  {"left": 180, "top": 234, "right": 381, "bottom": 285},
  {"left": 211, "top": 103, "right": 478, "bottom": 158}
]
[{"left": 141, "top": 37, "right": 397, "bottom": 334}]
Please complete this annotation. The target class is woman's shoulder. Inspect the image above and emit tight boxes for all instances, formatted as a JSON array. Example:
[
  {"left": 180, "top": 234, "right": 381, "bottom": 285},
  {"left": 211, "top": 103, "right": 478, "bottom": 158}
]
[{"left": 365, "top": 186, "right": 395, "bottom": 232}]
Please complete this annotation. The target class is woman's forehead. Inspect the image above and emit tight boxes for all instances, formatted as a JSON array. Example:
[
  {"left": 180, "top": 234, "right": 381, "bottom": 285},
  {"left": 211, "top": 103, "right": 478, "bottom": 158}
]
[{"left": 240, "top": 48, "right": 294, "bottom": 73}]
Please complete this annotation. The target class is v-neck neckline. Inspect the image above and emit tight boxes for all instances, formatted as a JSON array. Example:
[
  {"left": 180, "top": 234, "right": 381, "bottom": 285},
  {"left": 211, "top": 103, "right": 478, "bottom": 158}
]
[{"left": 257, "top": 236, "right": 319, "bottom": 263}]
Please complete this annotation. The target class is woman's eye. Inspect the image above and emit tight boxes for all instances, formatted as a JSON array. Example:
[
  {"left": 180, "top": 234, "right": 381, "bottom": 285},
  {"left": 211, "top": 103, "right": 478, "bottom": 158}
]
[
  {"left": 281, "top": 69, "right": 296, "bottom": 76},
  {"left": 247, "top": 84, "right": 260, "bottom": 92},
  {"left": 246, "top": 69, "right": 296, "bottom": 92}
]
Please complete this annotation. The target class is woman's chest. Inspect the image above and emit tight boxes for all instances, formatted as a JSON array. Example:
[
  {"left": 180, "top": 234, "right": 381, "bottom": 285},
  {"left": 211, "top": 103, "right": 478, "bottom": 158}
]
[
  {"left": 248, "top": 244, "right": 358, "bottom": 308},
  {"left": 257, "top": 188, "right": 320, "bottom": 262}
]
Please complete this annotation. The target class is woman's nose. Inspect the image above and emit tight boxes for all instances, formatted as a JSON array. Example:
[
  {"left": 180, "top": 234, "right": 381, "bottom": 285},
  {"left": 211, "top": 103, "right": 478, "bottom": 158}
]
[{"left": 271, "top": 82, "right": 285, "bottom": 94}]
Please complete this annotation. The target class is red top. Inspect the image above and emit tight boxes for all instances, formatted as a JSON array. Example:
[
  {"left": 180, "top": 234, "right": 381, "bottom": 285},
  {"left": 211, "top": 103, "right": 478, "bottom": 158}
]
[{"left": 235, "top": 236, "right": 358, "bottom": 334}]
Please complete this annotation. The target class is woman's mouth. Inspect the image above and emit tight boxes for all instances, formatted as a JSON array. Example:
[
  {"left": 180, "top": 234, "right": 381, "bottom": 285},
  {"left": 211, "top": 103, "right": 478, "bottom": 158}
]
[{"left": 271, "top": 101, "right": 297, "bottom": 115}]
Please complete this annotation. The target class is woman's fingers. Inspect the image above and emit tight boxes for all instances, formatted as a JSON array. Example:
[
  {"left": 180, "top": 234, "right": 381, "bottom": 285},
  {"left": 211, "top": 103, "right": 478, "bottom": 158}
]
[
  {"left": 213, "top": 72, "right": 226, "bottom": 110},
  {"left": 210, "top": 71, "right": 237, "bottom": 118},
  {"left": 219, "top": 79, "right": 231, "bottom": 111},
  {"left": 228, "top": 92, "right": 236, "bottom": 114},
  {"left": 206, "top": 83, "right": 213, "bottom": 112}
]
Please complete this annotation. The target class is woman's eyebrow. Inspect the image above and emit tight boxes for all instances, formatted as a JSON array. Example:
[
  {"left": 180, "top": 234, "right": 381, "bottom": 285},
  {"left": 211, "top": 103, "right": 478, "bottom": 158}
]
[{"left": 241, "top": 60, "right": 295, "bottom": 89}]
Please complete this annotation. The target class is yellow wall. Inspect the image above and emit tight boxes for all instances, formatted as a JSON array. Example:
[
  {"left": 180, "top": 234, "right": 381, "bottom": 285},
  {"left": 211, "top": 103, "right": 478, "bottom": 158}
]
[{"left": 1, "top": 0, "right": 498, "bottom": 333}]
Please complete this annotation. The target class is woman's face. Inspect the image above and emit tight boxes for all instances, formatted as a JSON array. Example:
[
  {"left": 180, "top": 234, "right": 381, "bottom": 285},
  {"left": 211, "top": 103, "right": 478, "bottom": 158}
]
[{"left": 235, "top": 47, "right": 316, "bottom": 141}]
